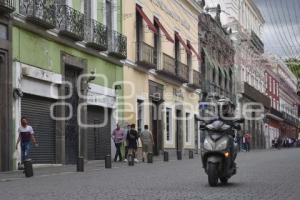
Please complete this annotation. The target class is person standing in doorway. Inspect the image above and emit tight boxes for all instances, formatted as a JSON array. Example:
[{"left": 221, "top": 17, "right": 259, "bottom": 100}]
[
  {"left": 244, "top": 132, "right": 251, "bottom": 152},
  {"left": 112, "top": 123, "right": 125, "bottom": 162},
  {"left": 140, "top": 125, "right": 154, "bottom": 162},
  {"left": 15, "top": 117, "right": 38, "bottom": 168},
  {"left": 127, "top": 124, "right": 139, "bottom": 162}
]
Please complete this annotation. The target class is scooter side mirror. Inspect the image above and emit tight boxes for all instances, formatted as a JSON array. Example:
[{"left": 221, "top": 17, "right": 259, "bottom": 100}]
[{"left": 235, "top": 118, "right": 245, "bottom": 123}]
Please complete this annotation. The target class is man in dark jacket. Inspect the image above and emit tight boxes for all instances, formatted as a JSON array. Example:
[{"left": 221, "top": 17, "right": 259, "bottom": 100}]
[{"left": 127, "top": 124, "right": 139, "bottom": 162}]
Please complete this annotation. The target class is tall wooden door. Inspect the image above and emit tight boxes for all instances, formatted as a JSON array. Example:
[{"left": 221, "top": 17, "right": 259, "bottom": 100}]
[{"left": 64, "top": 67, "right": 80, "bottom": 164}]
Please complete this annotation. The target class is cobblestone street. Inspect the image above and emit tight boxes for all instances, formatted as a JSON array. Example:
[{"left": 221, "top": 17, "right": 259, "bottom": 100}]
[{"left": 1, "top": 149, "right": 300, "bottom": 200}]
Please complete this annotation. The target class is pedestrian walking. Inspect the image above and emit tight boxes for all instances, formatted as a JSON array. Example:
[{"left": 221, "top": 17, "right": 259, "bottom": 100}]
[
  {"left": 244, "top": 132, "right": 251, "bottom": 152},
  {"left": 277, "top": 136, "right": 282, "bottom": 149},
  {"left": 15, "top": 117, "right": 38, "bottom": 169},
  {"left": 235, "top": 132, "right": 241, "bottom": 152},
  {"left": 140, "top": 125, "right": 154, "bottom": 162},
  {"left": 242, "top": 134, "right": 246, "bottom": 151},
  {"left": 127, "top": 124, "right": 139, "bottom": 163},
  {"left": 112, "top": 123, "right": 125, "bottom": 162},
  {"left": 123, "top": 124, "right": 131, "bottom": 162}
]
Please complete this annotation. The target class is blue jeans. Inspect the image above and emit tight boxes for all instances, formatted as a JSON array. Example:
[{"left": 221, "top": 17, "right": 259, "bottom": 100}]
[{"left": 21, "top": 142, "right": 32, "bottom": 162}]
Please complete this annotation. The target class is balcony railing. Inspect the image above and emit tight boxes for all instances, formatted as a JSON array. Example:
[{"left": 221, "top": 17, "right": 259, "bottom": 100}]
[
  {"left": 176, "top": 61, "right": 189, "bottom": 83},
  {"left": 158, "top": 53, "right": 176, "bottom": 76},
  {"left": 20, "top": 0, "right": 56, "bottom": 29},
  {"left": 251, "top": 30, "right": 264, "bottom": 54},
  {"left": 84, "top": 18, "right": 108, "bottom": 51},
  {"left": 242, "top": 82, "right": 270, "bottom": 108},
  {"left": 282, "top": 112, "right": 299, "bottom": 127},
  {"left": 136, "top": 42, "right": 156, "bottom": 69},
  {"left": 188, "top": 70, "right": 201, "bottom": 89},
  {"left": 0, "top": 0, "right": 15, "bottom": 13},
  {"left": 203, "top": 81, "right": 235, "bottom": 102},
  {"left": 108, "top": 30, "right": 127, "bottom": 59},
  {"left": 269, "top": 107, "right": 283, "bottom": 119},
  {"left": 56, "top": 5, "right": 84, "bottom": 41}
]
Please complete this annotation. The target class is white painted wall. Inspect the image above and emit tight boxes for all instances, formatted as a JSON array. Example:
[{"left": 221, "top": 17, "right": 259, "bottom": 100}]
[{"left": 205, "top": 0, "right": 264, "bottom": 37}]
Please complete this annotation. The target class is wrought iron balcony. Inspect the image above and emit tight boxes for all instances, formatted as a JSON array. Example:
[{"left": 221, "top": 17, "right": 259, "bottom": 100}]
[
  {"left": 282, "top": 112, "right": 299, "bottom": 127},
  {"left": 84, "top": 18, "right": 108, "bottom": 51},
  {"left": 136, "top": 42, "right": 156, "bottom": 69},
  {"left": 242, "top": 82, "right": 270, "bottom": 108},
  {"left": 202, "top": 81, "right": 235, "bottom": 102},
  {"left": 0, "top": 0, "right": 15, "bottom": 13},
  {"left": 108, "top": 30, "right": 127, "bottom": 59},
  {"left": 20, "top": 0, "right": 56, "bottom": 29},
  {"left": 56, "top": 5, "right": 84, "bottom": 41},
  {"left": 157, "top": 53, "right": 176, "bottom": 78},
  {"left": 267, "top": 107, "right": 283, "bottom": 119},
  {"left": 251, "top": 30, "right": 264, "bottom": 54},
  {"left": 188, "top": 70, "right": 201, "bottom": 89},
  {"left": 176, "top": 61, "right": 189, "bottom": 83}
]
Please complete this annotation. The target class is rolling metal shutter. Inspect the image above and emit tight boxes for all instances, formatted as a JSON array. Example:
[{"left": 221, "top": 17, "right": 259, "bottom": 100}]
[
  {"left": 87, "top": 106, "right": 111, "bottom": 160},
  {"left": 21, "top": 94, "right": 56, "bottom": 164}
]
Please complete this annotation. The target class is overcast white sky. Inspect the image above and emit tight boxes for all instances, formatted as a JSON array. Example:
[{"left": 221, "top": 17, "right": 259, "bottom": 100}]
[{"left": 254, "top": 0, "right": 300, "bottom": 59}]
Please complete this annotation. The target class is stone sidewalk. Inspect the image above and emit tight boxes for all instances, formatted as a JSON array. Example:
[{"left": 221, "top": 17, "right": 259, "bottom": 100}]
[
  {"left": 0, "top": 154, "right": 200, "bottom": 182},
  {"left": 0, "top": 149, "right": 279, "bottom": 182}
]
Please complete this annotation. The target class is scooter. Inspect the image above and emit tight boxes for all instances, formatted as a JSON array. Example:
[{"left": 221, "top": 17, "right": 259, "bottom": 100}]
[{"left": 200, "top": 118, "right": 244, "bottom": 186}]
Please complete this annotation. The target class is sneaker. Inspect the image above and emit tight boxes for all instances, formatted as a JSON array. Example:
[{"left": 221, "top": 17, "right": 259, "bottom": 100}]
[
  {"left": 124, "top": 159, "right": 128, "bottom": 162},
  {"left": 134, "top": 158, "right": 139, "bottom": 163}
]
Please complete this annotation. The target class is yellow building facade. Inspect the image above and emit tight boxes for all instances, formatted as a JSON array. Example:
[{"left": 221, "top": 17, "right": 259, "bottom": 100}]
[{"left": 122, "top": 0, "right": 202, "bottom": 157}]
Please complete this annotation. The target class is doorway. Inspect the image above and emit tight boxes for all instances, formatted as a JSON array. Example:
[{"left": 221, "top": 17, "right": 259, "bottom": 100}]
[
  {"left": 151, "top": 101, "right": 162, "bottom": 155},
  {"left": 194, "top": 115, "right": 199, "bottom": 154},
  {"left": 64, "top": 66, "right": 81, "bottom": 164},
  {"left": 176, "top": 109, "right": 183, "bottom": 151},
  {"left": 87, "top": 106, "right": 112, "bottom": 160}
]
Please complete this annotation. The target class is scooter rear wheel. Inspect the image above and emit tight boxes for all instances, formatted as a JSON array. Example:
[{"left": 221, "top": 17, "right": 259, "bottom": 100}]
[{"left": 207, "top": 163, "right": 218, "bottom": 187}]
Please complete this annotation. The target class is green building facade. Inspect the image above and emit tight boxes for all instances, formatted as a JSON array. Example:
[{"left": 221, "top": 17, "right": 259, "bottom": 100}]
[{"left": 1, "top": 0, "right": 127, "bottom": 171}]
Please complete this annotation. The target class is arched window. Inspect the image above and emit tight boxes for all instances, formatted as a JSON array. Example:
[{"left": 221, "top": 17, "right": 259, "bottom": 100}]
[
  {"left": 229, "top": 69, "right": 233, "bottom": 92},
  {"left": 212, "top": 67, "right": 216, "bottom": 82},
  {"left": 241, "top": 68, "right": 245, "bottom": 81},
  {"left": 218, "top": 68, "right": 222, "bottom": 87},
  {"left": 201, "top": 49, "right": 206, "bottom": 75},
  {"left": 225, "top": 72, "right": 228, "bottom": 90}
]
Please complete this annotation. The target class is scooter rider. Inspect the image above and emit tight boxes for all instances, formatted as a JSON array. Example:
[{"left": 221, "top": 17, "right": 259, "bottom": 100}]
[
  {"left": 200, "top": 96, "right": 244, "bottom": 186},
  {"left": 216, "top": 98, "right": 239, "bottom": 163}
]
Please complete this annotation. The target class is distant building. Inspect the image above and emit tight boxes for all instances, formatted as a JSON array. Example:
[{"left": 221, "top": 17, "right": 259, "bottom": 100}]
[
  {"left": 205, "top": 0, "right": 269, "bottom": 149},
  {"left": 122, "top": 0, "right": 203, "bottom": 157},
  {"left": 264, "top": 56, "right": 300, "bottom": 141},
  {"left": 198, "top": 9, "right": 235, "bottom": 102}
]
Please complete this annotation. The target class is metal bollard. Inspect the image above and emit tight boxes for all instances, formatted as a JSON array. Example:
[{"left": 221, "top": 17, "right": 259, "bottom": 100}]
[
  {"left": 189, "top": 150, "right": 194, "bottom": 159},
  {"left": 163, "top": 151, "right": 169, "bottom": 162},
  {"left": 77, "top": 156, "right": 84, "bottom": 172},
  {"left": 105, "top": 155, "right": 112, "bottom": 169},
  {"left": 147, "top": 153, "right": 153, "bottom": 163},
  {"left": 128, "top": 155, "right": 134, "bottom": 166},
  {"left": 24, "top": 159, "right": 33, "bottom": 178},
  {"left": 177, "top": 150, "right": 182, "bottom": 160}
]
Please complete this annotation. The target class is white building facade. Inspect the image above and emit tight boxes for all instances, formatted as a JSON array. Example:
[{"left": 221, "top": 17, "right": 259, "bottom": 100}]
[{"left": 205, "top": 0, "right": 270, "bottom": 149}]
